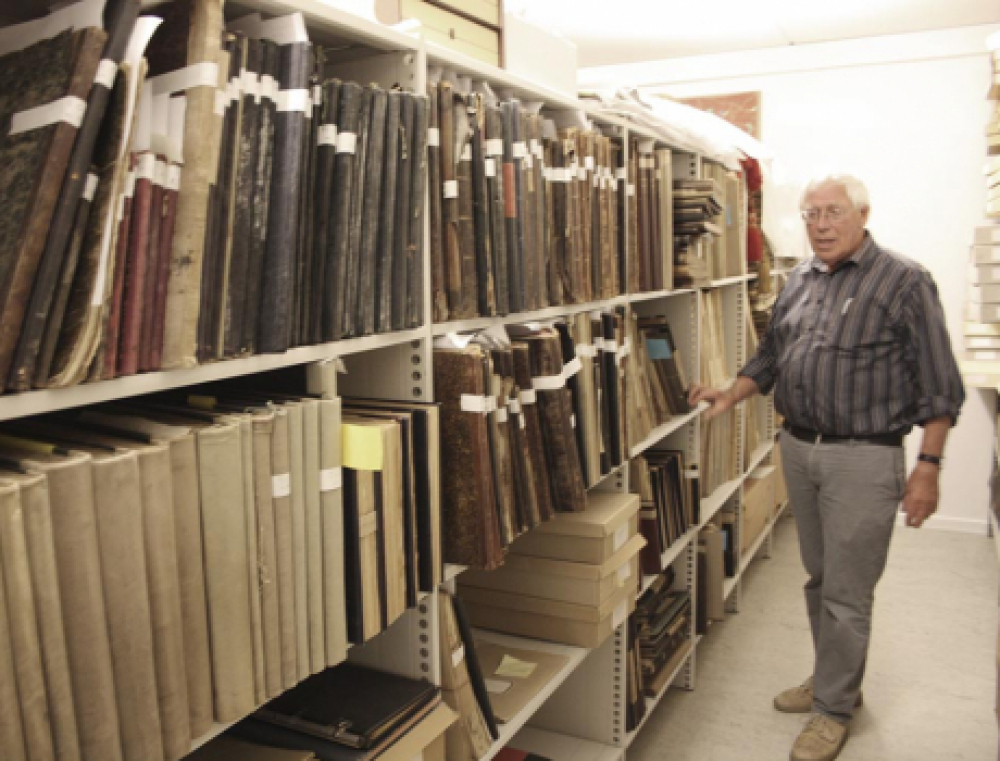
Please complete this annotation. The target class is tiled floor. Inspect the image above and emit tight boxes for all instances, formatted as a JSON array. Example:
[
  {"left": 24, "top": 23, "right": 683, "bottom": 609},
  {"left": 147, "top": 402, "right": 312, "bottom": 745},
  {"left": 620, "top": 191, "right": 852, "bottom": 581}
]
[{"left": 628, "top": 514, "right": 998, "bottom": 761}]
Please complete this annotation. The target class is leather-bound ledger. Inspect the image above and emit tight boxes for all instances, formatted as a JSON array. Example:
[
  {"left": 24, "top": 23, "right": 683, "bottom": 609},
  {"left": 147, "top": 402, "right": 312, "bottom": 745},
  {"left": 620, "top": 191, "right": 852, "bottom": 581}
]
[
  {"left": 324, "top": 81, "right": 362, "bottom": 341},
  {"left": 406, "top": 93, "right": 428, "bottom": 329},
  {"left": 469, "top": 95, "right": 495, "bottom": 317},
  {"left": 375, "top": 90, "right": 400, "bottom": 335},
  {"left": 10, "top": 0, "right": 140, "bottom": 391},
  {"left": 511, "top": 343, "right": 554, "bottom": 523},
  {"left": 427, "top": 85, "right": 447, "bottom": 322},
  {"left": 120, "top": 150, "right": 155, "bottom": 375},
  {"left": 357, "top": 87, "right": 386, "bottom": 337},
  {"left": 0, "top": 481, "right": 55, "bottom": 761},
  {"left": 520, "top": 330, "right": 586, "bottom": 512},
  {"left": 343, "top": 83, "right": 372, "bottom": 340},
  {"left": 433, "top": 345, "right": 502, "bottom": 570},
  {"left": 34, "top": 171, "right": 97, "bottom": 385},
  {"left": 485, "top": 106, "right": 509, "bottom": 316},
  {"left": 243, "top": 41, "right": 279, "bottom": 354},
  {"left": 138, "top": 156, "right": 167, "bottom": 373},
  {"left": 500, "top": 102, "right": 523, "bottom": 313},
  {"left": 391, "top": 92, "right": 414, "bottom": 331},
  {"left": 293, "top": 68, "right": 319, "bottom": 348},
  {"left": 519, "top": 111, "right": 538, "bottom": 312},
  {"left": 318, "top": 398, "right": 347, "bottom": 666},
  {"left": 0, "top": 445, "right": 122, "bottom": 761},
  {"left": 0, "top": 26, "right": 107, "bottom": 387},
  {"left": 455, "top": 102, "right": 478, "bottom": 319},
  {"left": 438, "top": 81, "right": 464, "bottom": 317},
  {"left": 152, "top": 0, "right": 225, "bottom": 369},
  {"left": 102, "top": 158, "right": 135, "bottom": 380},
  {"left": 259, "top": 37, "right": 310, "bottom": 352},
  {"left": 0, "top": 534, "right": 27, "bottom": 761},
  {"left": 307, "top": 78, "right": 339, "bottom": 345},
  {"left": 0, "top": 470, "right": 79, "bottom": 761}
]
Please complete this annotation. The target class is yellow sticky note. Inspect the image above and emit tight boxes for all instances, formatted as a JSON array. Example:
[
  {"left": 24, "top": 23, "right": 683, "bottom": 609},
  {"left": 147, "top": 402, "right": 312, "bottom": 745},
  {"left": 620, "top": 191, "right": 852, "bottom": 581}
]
[
  {"left": 495, "top": 654, "right": 537, "bottom": 679},
  {"left": 342, "top": 424, "right": 384, "bottom": 471}
]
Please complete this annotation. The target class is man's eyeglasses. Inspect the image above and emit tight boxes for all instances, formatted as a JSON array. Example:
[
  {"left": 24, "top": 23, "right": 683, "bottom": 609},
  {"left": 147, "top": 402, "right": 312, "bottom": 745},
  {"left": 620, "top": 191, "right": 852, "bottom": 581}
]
[{"left": 801, "top": 206, "right": 849, "bottom": 224}]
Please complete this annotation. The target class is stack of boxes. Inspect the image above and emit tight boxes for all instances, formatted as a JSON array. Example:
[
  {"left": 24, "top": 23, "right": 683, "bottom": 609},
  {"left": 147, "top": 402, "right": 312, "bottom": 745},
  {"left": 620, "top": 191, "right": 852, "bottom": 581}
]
[
  {"left": 963, "top": 33, "right": 1000, "bottom": 383},
  {"left": 458, "top": 493, "right": 645, "bottom": 648}
]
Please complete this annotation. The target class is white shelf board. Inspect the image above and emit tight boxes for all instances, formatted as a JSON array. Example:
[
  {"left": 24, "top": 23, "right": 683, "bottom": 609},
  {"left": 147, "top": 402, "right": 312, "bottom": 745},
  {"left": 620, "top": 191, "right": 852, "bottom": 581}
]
[
  {"left": 745, "top": 439, "right": 775, "bottom": 477},
  {"left": 510, "top": 726, "right": 621, "bottom": 761},
  {"left": 990, "top": 509, "right": 1000, "bottom": 563},
  {"left": 705, "top": 274, "right": 755, "bottom": 288},
  {"left": 628, "top": 288, "right": 696, "bottom": 303},
  {"left": 629, "top": 403, "right": 707, "bottom": 459},
  {"left": 700, "top": 476, "right": 742, "bottom": 526},
  {"left": 432, "top": 296, "right": 629, "bottom": 337},
  {"left": 443, "top": 564, "right": 467, "bottom": 584},
  {"left": 0, "top": 327, "right": 427, "bottom": 422},
  {"left": 473, "top": 630, "right": 592, "bottom": 761},
  {"left": 245, "top": 0, "right": 420, "bottom": 52},
  {"left": 624, "top": 638, "right": 697, "bottom": 747}
]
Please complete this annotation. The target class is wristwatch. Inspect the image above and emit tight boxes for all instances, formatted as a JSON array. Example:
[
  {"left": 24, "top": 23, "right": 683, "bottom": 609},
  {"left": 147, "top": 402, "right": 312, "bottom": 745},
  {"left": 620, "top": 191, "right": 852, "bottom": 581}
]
[{"left": 917, "top": 453, "right": 943, "bottom": 467}]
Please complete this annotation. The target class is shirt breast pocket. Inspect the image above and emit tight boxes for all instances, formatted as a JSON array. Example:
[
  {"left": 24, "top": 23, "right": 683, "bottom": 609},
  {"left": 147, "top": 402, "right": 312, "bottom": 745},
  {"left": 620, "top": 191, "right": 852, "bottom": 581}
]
[{"left": 829, "top": 297, "right": 897, "bottom": 354}]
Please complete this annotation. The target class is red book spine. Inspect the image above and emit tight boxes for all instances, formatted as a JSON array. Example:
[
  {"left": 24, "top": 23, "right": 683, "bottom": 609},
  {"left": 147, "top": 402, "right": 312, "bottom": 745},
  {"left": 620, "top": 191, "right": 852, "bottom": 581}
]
[
  {"left": 138, "top": 158, "right": 165, "bottom": 372},
  {"left": 119, "top": 151, "right": 154, "bottom": 377},
  {"left": 149, "top": 163, "right": 180, "bottom": 371},
  {"left": 102, "top": 159, "right": 137, "bottom": 379}
]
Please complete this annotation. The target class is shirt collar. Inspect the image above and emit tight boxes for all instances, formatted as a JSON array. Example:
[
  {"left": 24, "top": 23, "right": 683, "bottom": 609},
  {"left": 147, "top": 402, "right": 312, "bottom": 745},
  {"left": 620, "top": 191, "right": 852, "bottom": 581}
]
[{"left": 810, "top": 231, "right": 876, "bottom": 274}]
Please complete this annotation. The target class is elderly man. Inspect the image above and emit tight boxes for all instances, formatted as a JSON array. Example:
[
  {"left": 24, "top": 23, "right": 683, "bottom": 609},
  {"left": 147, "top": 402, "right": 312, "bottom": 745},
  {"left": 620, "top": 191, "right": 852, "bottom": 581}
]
[{"left": 689, "top": 174, "right": 964, "bottom": 761}]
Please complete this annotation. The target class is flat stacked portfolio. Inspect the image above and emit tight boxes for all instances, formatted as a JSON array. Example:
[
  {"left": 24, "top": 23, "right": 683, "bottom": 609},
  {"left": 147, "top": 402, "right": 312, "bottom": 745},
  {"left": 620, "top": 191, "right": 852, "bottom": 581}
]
[{"left": 457, "top": 492, "right": 643, "bottom": 647}]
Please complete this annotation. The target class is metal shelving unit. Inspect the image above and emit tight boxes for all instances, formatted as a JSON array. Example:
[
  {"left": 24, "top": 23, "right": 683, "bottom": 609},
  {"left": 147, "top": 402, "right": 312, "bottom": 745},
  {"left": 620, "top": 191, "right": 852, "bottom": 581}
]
[{"left": 0, "top": 4, "right": 785, "bottom": 760}]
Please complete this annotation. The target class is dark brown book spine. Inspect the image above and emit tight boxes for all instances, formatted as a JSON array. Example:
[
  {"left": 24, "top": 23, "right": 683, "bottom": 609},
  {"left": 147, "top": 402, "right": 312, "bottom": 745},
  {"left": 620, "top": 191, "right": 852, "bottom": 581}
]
[
  {"left": 0, "top": 28, "right": 108, "bottom": 389},
  {"left": 375, "top": 91, "right": 400, "bottom": 335},
  {"left": 391, "top": 92, "right": 414, "bottom": 331},
  {"left": 103, "top": 169, "right": 135, "bottom": 379},
  {"left": 120, "top": 152, "right": 154, "bottom": 376},
  {"left": 484, "top": 106, "right": 508, "bottom": 316},
  {"left": 308, "top": 79, "right": 339, "bottom": 345},
  {"left": 511, "top": 343, "right": 555, "bottom": 522},
  {"left": 406, "top": 94, "right": 428, "bottom": 329},
  {"left": 427, "top": 86, "right": 447, "bottom": 323},
  {"left": 357, "top": 86, "right": 386, "bottom": 336},
  {"left": 323, "top": 81, "right": 362, "bottom": 341},
  {"left": 343, "top": 84, "right": 373, "bottom": 339},
  {"left": 8, "top": 2, "right": 139, "bottom": 391},
  {"left": 138, "top": 162, "right": 166, "bottom": 372},
  {"left": 150, "top": 167, "right": 179, "bottom": 370},
  {"left": 469, "top": 95, "right": 494, "bottom": 317},
  {"left": 259, "top": 41, "right": 311, "bottom": 352},
  {"left": 438, "top": 82, "right": 463, "bottom": 317}
]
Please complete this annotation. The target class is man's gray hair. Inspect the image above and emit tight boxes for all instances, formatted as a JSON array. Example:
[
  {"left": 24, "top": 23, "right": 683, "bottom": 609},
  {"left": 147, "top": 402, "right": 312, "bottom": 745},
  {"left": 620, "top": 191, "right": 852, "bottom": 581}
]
[{"left": 800, "top": 174, "right": 871, "bottom": 212}]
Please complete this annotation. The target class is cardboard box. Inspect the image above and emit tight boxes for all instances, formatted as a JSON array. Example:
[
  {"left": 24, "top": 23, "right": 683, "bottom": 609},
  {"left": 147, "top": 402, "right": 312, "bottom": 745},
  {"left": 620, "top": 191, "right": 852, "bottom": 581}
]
[
  {"left": 741, "top": 467, "right": 775, "bottom": 556},
  {"left": 459, "top": 535, "right": 644, "bottom": 606},
  {"left": 460, "top": 583, "right": 636, "bottom": 648},
  {"left": 972, "top": 245, "right": 1000, "bottom": 264},
  {"left": 509, "top": 492, "right": 640, "bottom": 564},
  {"left": 974, "top": 225, "right": 1000, "bottom": 246},
  {"left": 773, "top": 442, "right": 788, "bottom": 510}
]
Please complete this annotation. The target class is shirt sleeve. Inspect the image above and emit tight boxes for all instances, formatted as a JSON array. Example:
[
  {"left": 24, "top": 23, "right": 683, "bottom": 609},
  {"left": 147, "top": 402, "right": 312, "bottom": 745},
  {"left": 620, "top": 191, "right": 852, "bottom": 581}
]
[
  {"left": 901, "top": 271, "right": 965, "bottom": 426},
  {"left": 738, "top": 297, "right": 782, "bottom": 395}
]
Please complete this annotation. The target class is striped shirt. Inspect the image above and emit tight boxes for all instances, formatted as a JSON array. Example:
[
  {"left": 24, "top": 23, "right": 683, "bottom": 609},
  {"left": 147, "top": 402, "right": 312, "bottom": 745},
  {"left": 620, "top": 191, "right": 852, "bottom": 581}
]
[{"left": 740, "top": 233, "right": 964, "bottom": 435}]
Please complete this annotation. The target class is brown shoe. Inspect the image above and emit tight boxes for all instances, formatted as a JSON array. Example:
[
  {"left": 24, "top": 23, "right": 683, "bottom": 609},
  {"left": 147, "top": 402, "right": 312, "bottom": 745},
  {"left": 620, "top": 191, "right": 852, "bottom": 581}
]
[
  {"left": 774, "top": 677, "right": 863, "bottom": 714},
  {"left": 790, "top": 713, "right": 849, "bottom": 761}
]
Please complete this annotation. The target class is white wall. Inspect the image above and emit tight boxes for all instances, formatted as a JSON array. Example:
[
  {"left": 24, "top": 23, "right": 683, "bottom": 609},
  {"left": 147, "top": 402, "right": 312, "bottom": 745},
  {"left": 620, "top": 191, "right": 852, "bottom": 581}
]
[{"left": 589, "top": 25, "right": 1000, "bottom": 532}]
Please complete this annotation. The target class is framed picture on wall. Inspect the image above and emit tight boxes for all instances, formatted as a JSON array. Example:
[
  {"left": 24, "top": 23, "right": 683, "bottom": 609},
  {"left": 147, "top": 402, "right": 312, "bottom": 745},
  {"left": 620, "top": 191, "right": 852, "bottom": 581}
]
[{"left": 676, "top": 91, "right": 761, "bottom": 140}]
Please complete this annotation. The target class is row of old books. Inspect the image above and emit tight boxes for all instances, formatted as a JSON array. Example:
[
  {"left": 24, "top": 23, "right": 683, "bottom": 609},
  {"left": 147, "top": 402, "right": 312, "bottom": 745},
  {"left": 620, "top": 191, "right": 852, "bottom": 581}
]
[
  {"left": 429, "top": 78, "right": 626, "bottom": 323},
  {"left": 631, "top": 451, "right": 700, "bottom": 576},
  {"left": 702, "top": 161, "right": 746, "bottom": 281},
  {"left": 629, "top": 144, "right": 674, "bottom": 294},
  {"left": 631, "top": 574, "right": 693, "bottom": 701},
  {"left": 673, "top": 178, "right": 722, "bottom": 288},
  {"left": 433, "top": 314, "right": 628, "bottom": 569},
  {"left": 700, "top": 290, "right": 739, "bottom": 497},
  {"left": 0, "top": 386, "right": 441, "bottom": 761},
  {"left": 625, "top": 312, "right": 692, "bottom": 451},
  {"left": 0, "top": 1, "right": 427, "bottom": 397}
]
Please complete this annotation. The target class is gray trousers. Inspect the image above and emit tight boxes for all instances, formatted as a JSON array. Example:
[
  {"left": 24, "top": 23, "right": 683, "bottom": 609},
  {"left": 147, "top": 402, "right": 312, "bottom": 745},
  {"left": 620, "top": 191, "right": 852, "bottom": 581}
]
[{"left": 779, "top": 430, "right": 905, "bottom": 723}]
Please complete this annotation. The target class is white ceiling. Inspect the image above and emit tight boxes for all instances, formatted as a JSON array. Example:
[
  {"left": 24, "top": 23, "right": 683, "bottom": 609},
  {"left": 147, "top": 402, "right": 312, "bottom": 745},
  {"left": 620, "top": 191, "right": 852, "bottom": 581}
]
[{"left": 508, "top": 0, "right": 1000, "bottom": 67}]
